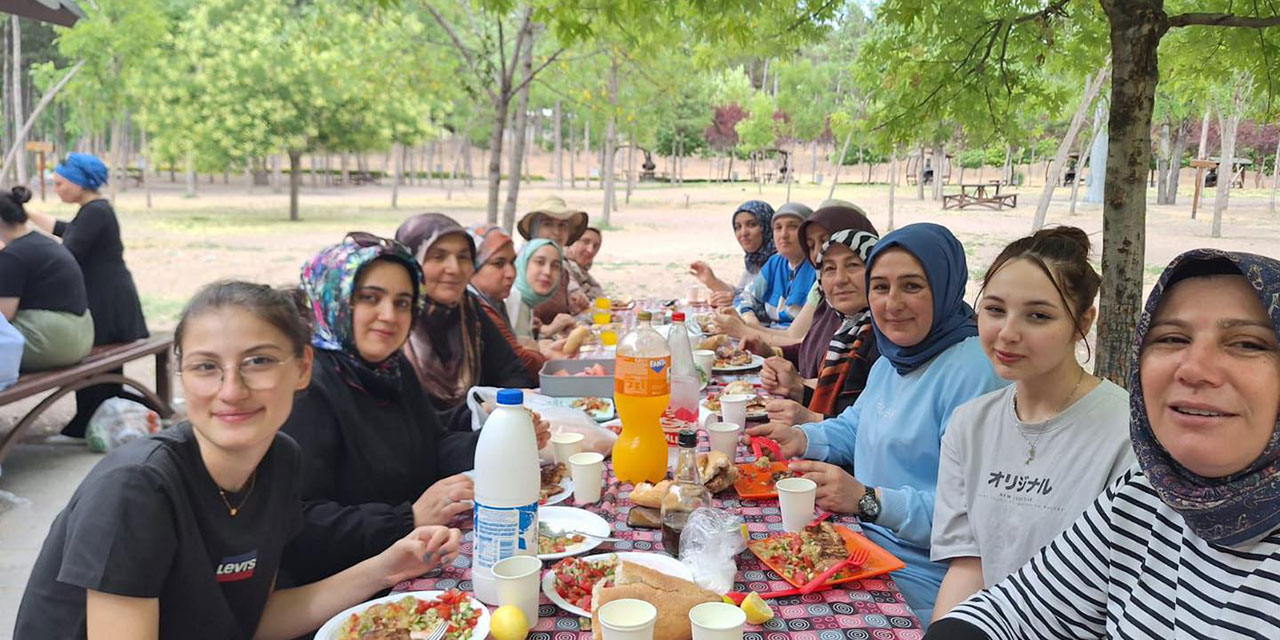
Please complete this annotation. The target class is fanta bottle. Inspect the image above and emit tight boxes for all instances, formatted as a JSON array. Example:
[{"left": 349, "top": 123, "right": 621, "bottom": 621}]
[{"left": 612, "top": 311, "right": 671, "bottom": 484}]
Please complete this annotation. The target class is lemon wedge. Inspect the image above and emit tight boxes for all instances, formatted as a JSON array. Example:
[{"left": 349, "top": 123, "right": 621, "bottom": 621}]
[
  {"left": 740, "top": 592, "right": 774, "bottom": 625},
  {"left": 490, "top": 604, "right": 531, "bottom": 640}
]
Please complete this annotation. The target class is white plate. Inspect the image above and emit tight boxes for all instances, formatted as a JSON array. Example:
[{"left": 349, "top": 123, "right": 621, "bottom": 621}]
[
  {"left": 712, "top": 354, "right": 766, "bottom": 372},
  {"left": 701, "top": 397, "right": 767, "bottom": 420},
  {"left": 314, "top": 590, "right": 490, "bottom": 640},
  {"left": 462, "top": 470, "right": 573, "bottom": 506},
  {"left": 538, "top": 506, "right": 611, "bottom": 560},
  {"left": 553, "top": 396, "right": 617, "bottom": 422},
  {"left": 542, "top": 552, "right": 694, "bottom": 618}
]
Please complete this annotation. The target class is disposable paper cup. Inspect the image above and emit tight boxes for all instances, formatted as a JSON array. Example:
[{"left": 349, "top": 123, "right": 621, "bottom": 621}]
[
  {"left": 598, "top": 598, "right": 658, "bottom": 640},
  {"left": 693, "top": 350, "right": 716, "bottom": 380},
  {"left": 719, "top": 393, "right": 752, "bottom": 428},
  {"left": 551, "top": 432, "right": 585, "bottom": 466},
  {"left": 776, "top": 477, "right": 817, "bottom": 532},
  {"left": 569, "top": 451, "right": 605, "bottom": 504},
  {"left": 707, "top": 422, "right": 742, "bottom": 460},
  {"left": 689, "top": 602, "right": 747, "bottom": 640},
  {"left": 492, "top": 554, "right": 542, "bottom": 625}
]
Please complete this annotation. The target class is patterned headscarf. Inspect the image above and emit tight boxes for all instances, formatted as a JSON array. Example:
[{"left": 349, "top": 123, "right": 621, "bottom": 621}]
[
  {"left": 514, "top": 239, "right": 563, "bottom": 307},
  {"left": 1130, "top": 249, "right": 1280, "bottom": 546},
  {"left": 466, "top": 222, "right": 514, "bottom": 270},
  {"left": 55, "top": 153, "right": 109, "bottom": 191},
  {"left": 299, "top": 235, "right": 424, "bottom": 393},
  {"left": 809, "top": 229, "right": 880, "bottom": 416},
  {"left": 734, "top": 200, "right": 776, "bottom": 274},
  {"left": 395, "top": 213, "right": 484, "bottom": 408},
  {"left": 799, "top": 200, "right": 879, "bottom": 266},
  {"left": 866, "top": 223, "right": 978, "bottom": 375}
]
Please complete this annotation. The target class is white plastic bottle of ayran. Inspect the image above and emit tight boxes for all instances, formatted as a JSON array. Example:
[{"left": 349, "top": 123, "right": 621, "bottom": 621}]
[{"left": 471, "top": 388, "right": 540, "bottom": 605}]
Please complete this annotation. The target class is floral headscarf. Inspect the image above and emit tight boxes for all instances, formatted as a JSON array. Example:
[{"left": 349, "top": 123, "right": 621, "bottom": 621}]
[
  {"left": 299, "top": 235, "right": 424, "bottom": 392},
  {"left": 1130, "top": 249, "right": 1280, "bottom": 546},
  {"left": 734, "top": 200, "right": 776, "bottom": 274},
  {"left": 465, "top": 222, "right": 514, "bottom": 270}
]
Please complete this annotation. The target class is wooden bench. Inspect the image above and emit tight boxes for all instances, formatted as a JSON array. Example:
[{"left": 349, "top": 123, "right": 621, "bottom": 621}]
[
  {"left": 0, "top": 337, "right": 175, "bottom": 463},
  {"left": 942, "top": 182, "right": 1018, "bottom": 210}
]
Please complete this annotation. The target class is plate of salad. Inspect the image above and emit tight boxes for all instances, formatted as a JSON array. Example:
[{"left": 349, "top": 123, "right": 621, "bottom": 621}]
[
  {"left": 542, "top": 552, "right": 692, "bottom": 617},
  {"left": 316, "top": 589, "right": 489, "bottom": 640},
  {"left": 538, "top": 506, "right": 611, "bottom": 560}
]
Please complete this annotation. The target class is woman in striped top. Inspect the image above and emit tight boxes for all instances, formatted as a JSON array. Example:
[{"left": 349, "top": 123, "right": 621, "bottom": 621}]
[{"left": 927, "top": 248, "right": 1280, "bottom": 639}]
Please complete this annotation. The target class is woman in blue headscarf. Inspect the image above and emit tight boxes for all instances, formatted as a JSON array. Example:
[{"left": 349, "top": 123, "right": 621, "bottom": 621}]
[
  {"left": 24, "top": 153, "right": 150, "bottom": 437},
  {"left": 689, "top": 200, "right": 775, "bottom": 307},
  {"left": 505, "top": 239, "right": 569, "bottom": 344},
  {"left": 748, "top": 223, "right": 1007, "bottom": 625}
]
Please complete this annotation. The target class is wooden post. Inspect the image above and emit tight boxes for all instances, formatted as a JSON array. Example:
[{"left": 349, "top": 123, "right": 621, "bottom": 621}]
[{"left": 1189, "top": 158, "right": 1215, "bottom": 219}]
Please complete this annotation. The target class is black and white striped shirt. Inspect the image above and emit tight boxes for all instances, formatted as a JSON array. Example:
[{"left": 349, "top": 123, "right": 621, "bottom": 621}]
[{"left": 929, "top": 467, "right": 1280, "bottom": 639}]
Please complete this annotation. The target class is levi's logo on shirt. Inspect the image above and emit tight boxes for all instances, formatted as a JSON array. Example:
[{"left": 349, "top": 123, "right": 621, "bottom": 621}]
[{"left": 215, "top": 550, "right": 257, "bottom": 583}]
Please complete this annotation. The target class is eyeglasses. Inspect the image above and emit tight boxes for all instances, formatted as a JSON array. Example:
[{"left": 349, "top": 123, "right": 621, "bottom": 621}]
[{"left": 179, "top": 355, "right": 295, "bottom": 395}]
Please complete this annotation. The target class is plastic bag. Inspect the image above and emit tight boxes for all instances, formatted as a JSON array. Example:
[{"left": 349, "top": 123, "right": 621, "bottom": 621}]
[
  {"left": 465, "top": 387, "right": 618, "bottom": 463},
  {"left": 86, "top": 397, "right": 161, "bottom": 453},
  {"left": 679, "top": 507, "right": 747, "bottom": 593}
]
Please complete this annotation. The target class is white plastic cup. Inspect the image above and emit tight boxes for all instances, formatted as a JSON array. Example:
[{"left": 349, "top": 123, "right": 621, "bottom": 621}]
[
  {"left": 598, "top": 598, "right": 658, "bottom": 640},
  {"left": 689, "top": 602, "right": 747, "bottom": 640},
  {"left": 550, "top": 432, "right": 585, "bottom": 466},
  {"left": 707, "top": 422, "right": 742, "bottom": 460},
  {"left": 776, "top": 477, "right": 817, "bottom": 532},
  {"left": 693, "top": 349, "right": 716, "bottom": 379},
  {"left": 569, "top": 451, "right": 605, "bottom": 504},
  {"left": 719, "top": 393, "right": 752, "bottom": 428},
  {"left": 492, "top": 554, "right": 542, "bottom": 625}
]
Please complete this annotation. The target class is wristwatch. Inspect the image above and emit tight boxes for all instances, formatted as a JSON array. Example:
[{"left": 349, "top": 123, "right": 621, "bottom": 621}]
[{"left": 858, "top": 486, "right": 881, "bottom": 523}]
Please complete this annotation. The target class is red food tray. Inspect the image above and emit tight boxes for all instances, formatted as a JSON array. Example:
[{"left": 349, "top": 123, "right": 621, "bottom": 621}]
[
  {"left": 734, "top": 460, "right": 793, "bottom": 499},
  {"left": 748, "top": 525, "right": 906, "bottom": 588}
]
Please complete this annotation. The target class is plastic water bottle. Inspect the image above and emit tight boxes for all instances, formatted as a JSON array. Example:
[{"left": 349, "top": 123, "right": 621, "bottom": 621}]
[
  {"left": 471, "top": 389, "right": 540, "bottom": 605},
  {"left": 666, "top": 312, "right": 699, "bottom": 424},
  {"left": 612, "top": 311, "right": 671, "bottom": 484}
]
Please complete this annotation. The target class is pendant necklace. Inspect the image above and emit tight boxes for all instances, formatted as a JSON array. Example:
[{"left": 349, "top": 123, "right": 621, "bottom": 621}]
[
  {"left": 217, "top": 471, "right": 257, "bottom": 517},
  {"left": 1013, "top": 367, "right": 1085, "bottom": 464}
]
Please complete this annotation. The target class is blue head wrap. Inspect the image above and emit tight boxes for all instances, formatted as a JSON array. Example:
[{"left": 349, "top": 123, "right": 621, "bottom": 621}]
[
  {"left": 55, "top": 153, "right": 109, "bottom": 191},
  {"left": 865, "top": 223, "right": 977, "bottom": 374}
]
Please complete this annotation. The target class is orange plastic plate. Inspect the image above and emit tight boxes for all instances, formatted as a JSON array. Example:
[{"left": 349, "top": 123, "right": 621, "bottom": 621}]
[
  {"left": 734, "top": 461, "right": 793, "bottom": 499},
  {"left": 748, "top": 525, "right": 907, "bottom": 588}
]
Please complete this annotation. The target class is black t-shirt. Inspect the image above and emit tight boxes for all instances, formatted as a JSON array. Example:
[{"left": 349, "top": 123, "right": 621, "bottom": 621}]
[
  {"left": 0, "top": 232, "right": 88, "bottom": 315},
  {"left": 14, "top": 424, "right": 303, "bottom": 639}
]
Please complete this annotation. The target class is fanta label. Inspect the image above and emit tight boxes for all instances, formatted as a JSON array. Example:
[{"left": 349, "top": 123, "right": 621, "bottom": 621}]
[{"left": 615, "top": 355, "right": 671, "bottom": 397}]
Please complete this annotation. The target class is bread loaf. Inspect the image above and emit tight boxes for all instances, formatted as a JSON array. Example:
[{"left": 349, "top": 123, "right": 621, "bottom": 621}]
[{"left": 591, "top": 562, "right": 720, "bottom": 640}]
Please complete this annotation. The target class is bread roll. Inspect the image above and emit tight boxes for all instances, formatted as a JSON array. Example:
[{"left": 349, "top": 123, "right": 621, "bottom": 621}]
[
  {"left": 630, "top": 480, "right": 671, "bottom": 509},
  {"left": 563, "top": 325, "right": 592, "bottom": 355},
  {"left": 696, "top": 451, "right": 739, "bottom": 494},
  {"left": 591, "top": 562, "right": 720, "bottom": 640}
]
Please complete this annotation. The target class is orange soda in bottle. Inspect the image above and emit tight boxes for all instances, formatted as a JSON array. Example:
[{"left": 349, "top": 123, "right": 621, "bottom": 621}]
[{"left": 612, "top": 311, "right": 671, "bottom": 484}]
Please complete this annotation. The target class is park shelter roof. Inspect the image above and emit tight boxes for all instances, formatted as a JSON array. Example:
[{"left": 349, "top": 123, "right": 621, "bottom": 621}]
[{"left": 0, "top": 0, "right": 84, "bottom": 27}]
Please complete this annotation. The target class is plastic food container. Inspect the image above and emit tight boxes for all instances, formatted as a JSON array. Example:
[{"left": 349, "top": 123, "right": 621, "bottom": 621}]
[{"left": 539, "top": 359, "right": 616, "bottom": 398}]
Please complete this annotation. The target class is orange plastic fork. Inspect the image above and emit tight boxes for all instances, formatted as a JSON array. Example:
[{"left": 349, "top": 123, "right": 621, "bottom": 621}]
[{"left": 799, "top": 546, "right": 871, "bottom": 595}]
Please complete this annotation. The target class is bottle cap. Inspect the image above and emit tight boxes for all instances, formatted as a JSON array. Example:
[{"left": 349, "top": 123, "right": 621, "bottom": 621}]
[
  {"left": 671, "top": 311, "right": 686, "bottom": 322},
  {"left": 637, "top": 311, "right": 652, "bottom": 321},
  {"left": 496, "top": 389, "right": 523, "bottom": 406},
  {"left": 678, "top": 429, "right": 697, "bottom": 448}
]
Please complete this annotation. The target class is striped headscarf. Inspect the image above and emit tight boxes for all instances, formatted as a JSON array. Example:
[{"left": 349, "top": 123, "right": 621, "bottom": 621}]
[{"left": 808, "top": 229, "right": 879, "bottom": 416}]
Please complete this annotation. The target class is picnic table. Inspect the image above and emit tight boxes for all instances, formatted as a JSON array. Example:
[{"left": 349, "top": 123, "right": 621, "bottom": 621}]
[
  {"left": 394, "top": 338, "right": 924, "bottom": 639},
  {"left": 941, "top": 182, "right": 1017, "bottom": 210}
]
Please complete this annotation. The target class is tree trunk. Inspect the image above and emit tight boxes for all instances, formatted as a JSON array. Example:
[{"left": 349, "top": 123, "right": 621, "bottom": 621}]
[
  {"left": 888, "top": 145, "right": 898, "bottom": 231},
  {"left": 391, "top": 142, "right": 403, "bottom": 208},
  {"left": 828, "top": 129, "right": 853, "bottom": 199},
  {"left": 1156, "top": 120, "right": 1171, "bottom": 203},
  {"left": 810, "top": 139, "right": 818, "bottom": 181},
  {"left": 1095, "top": 0, "right": 1164, "bottom": 386},
  {"left": 11, "top": 16, "right": 25, "bottom": 186},
  {"left": 288, "top": 149, "right": 301, "bottom": 221},
  {"left": 272, "top": 154, "right": 283, "bottom": 193},
  {"left": 917, "top": 145, "right": 926, "bottom": 199},
  {"left": 141, "top": 128, "right": 152, "bottom": 209},
  {"left": 1197, "top": 106, "right": 1211, "bottom": 158},
  {"left": 569, "top": 121, "right": 577, "bottom": 189},
  {"left": 554, "top": 100, "right": 563, "bottom": 190},
  {"left": 1070, "top": 116, "right": 1104, "bottom": 215},
  {"left": 0, "top": 59, "right": 83, "bottom": 182},
  {"left": 1034, "top": 65, "right": 1110, "bottom": 229},
  {"left": 185, "top": 150, "right": 197, "bottom": 197},
  {"left": 932, "top": 144, "right": 944, "bottom": 200},
  {"left": 1212, "top": 91, "right": 1244, "bottom": 238},
  {"left": 501, "top": 30, "right": 534, "bottom": 231},
  {"left": 625, "top": 137, "right": 635, "bottom": 204},
  {"left": 1166, "top": 120, "right": 1187, "bottom": 204},
  {"left": 1003, "top": 144, "right": 1015, "bottom": 184},
  {"left": 485, "top": 104, "right": 510, "bottom": 225},
  {"left": 601, "top": 57, "right": 620, "bottom": 225},
  {"left": 1271, "top": 126, "right": 1279, "bottom": 215}
]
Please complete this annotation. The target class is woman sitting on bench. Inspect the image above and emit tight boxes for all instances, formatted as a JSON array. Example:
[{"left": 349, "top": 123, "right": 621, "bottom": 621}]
[{"left": 0, "top": 186, "right": 94, "bottom": 371}]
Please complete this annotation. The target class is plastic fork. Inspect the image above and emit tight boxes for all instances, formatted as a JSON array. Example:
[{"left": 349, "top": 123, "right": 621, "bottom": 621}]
[
  {"left": 423, "top": 619, "right": 447, "bottom": 640},
  {"left": 723, "top": 584, "right": 836, "bottom": 604},
  {"left": 799, "top": 546, "right": 871, "bottom": 595}
]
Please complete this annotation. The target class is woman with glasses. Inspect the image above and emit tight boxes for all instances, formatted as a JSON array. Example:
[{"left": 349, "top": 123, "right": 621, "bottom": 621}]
[
  {"left": 15, "top": 281, "right": 462, "bottom": 639},
  {"left": 279, "top": 235, "right": 550, "bottom": 586},
  {"left": 394, "top": 214, "right": 537, "bottom": 414}
]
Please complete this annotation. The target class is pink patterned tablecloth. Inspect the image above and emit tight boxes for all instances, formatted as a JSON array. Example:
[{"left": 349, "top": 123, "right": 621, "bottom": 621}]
[{"left": 397, "top": 457, "right": 923, "bottom": 639}]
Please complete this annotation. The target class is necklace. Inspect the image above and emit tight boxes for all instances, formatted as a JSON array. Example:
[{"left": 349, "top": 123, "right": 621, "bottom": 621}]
[
  {"left": 217, "top": 471, "right": 256, "bottom": 517},
  {"left": 1012, "top": 367, "right": 1086, "bottom": 464}
]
